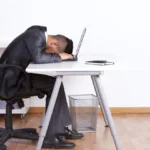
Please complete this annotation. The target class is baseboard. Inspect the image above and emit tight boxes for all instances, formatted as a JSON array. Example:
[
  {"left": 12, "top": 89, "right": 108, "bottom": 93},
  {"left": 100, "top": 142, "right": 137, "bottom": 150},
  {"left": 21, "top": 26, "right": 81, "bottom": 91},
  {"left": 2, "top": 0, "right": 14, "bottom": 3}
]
[{"left": 28, "top": 107, "right": 150, "bottom": 114}]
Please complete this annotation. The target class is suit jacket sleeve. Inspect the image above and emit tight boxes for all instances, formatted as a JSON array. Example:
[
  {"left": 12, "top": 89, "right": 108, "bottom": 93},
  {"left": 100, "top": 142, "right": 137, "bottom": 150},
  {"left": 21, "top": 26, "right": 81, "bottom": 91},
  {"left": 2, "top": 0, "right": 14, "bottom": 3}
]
[{"left": 24, "top": 32, "right": 61, "bottom": 64}]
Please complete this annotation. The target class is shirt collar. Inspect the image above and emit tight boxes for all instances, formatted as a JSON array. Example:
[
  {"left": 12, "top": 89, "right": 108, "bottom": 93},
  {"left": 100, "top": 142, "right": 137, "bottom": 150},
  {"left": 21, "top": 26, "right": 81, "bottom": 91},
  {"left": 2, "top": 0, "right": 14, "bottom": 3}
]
[{"left": 45, "top": 31, "right": 48, "bottom": 42}]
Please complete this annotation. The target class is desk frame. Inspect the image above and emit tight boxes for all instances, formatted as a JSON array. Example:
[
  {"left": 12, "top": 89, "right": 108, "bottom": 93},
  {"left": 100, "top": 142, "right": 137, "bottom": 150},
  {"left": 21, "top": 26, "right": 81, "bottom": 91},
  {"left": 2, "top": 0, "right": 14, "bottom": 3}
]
[{"left": 36, "top": 71, "right": 121, "bottom": 150}]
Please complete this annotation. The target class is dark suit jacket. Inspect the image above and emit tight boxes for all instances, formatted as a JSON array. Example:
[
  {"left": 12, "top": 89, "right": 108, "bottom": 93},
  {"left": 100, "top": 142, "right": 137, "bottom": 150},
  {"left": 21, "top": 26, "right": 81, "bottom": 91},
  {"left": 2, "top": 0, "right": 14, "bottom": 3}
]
[{"left": 0, "top": 25, "right": 61, "bottom": 99}]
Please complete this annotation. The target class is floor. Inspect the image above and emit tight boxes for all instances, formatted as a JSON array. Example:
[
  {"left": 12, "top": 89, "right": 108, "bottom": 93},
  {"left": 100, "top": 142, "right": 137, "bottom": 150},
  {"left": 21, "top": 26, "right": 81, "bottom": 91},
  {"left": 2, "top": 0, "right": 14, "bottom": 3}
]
[{"left": 0, "top": 114, "right": 150, "bottom": 150}]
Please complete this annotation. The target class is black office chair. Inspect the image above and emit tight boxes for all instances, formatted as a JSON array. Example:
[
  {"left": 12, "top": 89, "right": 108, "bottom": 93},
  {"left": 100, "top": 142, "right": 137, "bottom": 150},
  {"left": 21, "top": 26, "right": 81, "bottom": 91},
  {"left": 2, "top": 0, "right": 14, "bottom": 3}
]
[{"left": 0, "top": 64, "right": 45, "bottom": 150}]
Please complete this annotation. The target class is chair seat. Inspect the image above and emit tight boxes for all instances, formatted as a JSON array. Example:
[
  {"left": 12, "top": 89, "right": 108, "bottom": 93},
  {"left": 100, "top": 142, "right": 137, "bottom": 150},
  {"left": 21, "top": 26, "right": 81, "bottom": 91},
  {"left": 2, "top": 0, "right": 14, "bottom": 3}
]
[
  {"left": 0, "top": 88, "right": 45, "bottom": 101},
  {"left": 14, "top": 88, "right": 45, "bottom": 99}
]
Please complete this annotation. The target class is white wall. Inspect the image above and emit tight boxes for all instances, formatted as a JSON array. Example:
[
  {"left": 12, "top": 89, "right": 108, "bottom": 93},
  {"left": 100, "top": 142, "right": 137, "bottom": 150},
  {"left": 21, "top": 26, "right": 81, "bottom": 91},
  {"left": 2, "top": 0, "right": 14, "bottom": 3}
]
[{"left": 0, "top": 0, "right": 150, "bottom": 107}]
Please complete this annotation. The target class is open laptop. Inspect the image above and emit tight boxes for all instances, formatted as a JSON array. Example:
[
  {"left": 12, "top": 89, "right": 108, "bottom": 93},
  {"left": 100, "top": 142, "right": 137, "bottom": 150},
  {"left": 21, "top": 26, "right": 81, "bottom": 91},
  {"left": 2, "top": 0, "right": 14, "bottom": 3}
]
[{"left": 63, "top": 28, "right": 86, "bottom": 61}]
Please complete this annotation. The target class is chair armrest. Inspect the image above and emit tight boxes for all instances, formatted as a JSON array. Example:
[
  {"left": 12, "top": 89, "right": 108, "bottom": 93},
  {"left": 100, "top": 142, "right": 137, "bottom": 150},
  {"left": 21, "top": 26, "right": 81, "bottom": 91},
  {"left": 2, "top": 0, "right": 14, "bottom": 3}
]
[{"left": 0, "top": 64, "right": 30, "bottom": 91}]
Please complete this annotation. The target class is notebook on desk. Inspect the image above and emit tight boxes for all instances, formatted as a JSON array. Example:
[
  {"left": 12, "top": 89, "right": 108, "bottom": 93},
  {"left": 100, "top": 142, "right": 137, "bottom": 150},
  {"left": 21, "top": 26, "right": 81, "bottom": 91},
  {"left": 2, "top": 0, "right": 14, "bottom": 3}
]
[
  {"left": 85, "top": 60, "right": 115, "bottom": 66},
  {"left": 63, "top": 28, "right": 87, "bottom": 61}
]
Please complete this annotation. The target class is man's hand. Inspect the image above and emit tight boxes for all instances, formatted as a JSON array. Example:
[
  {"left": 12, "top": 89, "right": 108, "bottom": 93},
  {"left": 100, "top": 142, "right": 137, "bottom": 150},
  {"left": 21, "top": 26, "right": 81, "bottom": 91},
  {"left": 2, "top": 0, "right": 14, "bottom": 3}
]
[{"left": 59, "top": 53, "right": 73, "bottom": 60}]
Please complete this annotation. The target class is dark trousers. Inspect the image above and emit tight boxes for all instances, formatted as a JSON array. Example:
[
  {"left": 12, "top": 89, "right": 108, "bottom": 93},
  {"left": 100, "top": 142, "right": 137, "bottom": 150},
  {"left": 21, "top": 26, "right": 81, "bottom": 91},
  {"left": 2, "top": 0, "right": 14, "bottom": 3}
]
[{"left": 28, "top": 73, "right": 72, "bottom": 140}]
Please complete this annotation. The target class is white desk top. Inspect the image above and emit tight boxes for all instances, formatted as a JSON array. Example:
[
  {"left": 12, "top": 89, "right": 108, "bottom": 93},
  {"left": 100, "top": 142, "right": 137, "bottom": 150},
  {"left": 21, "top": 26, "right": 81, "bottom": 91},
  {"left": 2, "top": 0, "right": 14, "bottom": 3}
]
[
  {"left": 26, "top": 55, "right": 118, "bottom": 74},
  {"left": 26, "top": 54, "right": 150, "bottom": 73}
]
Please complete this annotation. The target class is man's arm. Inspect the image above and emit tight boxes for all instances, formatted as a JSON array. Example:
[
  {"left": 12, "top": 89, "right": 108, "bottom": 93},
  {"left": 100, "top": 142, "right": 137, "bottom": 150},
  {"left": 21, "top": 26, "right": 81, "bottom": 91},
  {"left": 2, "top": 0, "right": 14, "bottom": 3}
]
[
  {"left": 24, "top": 32, "right": 61, "bottom": 64},
  {"left": 44, "top": 48, "right": 73, "bottom": 60}
]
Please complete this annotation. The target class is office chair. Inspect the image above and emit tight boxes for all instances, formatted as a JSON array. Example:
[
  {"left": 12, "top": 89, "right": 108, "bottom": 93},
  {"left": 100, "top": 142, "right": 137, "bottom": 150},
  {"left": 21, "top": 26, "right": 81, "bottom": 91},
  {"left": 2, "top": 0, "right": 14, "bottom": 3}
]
[{"left": 0, "top": 64, "right": 45, "bottom": 150}]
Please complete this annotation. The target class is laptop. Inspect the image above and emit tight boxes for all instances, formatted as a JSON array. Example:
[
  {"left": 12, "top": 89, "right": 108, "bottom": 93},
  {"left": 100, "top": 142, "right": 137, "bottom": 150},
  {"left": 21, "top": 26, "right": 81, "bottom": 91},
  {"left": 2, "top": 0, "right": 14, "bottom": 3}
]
[{"left": 63, "top": 28, "right": 87, "bottom": 61}]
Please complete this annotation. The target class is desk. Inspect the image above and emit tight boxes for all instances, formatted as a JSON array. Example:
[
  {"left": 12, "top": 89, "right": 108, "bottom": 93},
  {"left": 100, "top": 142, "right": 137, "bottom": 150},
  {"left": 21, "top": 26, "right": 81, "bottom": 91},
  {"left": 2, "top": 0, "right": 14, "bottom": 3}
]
[{"left": 26, "top": 55, "right": 121, "bottom": 150}]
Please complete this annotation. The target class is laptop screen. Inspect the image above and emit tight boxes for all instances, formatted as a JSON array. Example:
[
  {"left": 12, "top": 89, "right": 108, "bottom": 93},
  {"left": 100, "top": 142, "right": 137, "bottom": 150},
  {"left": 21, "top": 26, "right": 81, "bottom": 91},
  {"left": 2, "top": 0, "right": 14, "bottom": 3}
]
[{"left": 74, "top": 28, "right": 87, "bottom": 57}]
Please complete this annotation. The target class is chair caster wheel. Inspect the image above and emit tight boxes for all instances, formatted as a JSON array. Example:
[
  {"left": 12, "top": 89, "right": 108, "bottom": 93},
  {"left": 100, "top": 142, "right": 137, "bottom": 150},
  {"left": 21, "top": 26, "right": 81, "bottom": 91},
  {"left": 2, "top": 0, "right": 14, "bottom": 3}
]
[
  {"left": 0, "top": 144, "right": 7, "bottom": 150},
  {"left": 21, "top": 114, "right": 25, "bottom": 119},
  {"left": 30, "top": 131, "right": 39, "bottom": 136},
  {"left": 28, "top": 129, "right": 38, "bottom": 135}
]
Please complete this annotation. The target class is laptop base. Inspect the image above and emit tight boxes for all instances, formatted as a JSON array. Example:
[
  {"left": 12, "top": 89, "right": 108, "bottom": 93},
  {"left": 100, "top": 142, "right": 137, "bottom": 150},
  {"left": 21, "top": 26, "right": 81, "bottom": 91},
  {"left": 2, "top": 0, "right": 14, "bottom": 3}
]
[{"left": 62, "top": 57, "right": 78, "bottom": 61}]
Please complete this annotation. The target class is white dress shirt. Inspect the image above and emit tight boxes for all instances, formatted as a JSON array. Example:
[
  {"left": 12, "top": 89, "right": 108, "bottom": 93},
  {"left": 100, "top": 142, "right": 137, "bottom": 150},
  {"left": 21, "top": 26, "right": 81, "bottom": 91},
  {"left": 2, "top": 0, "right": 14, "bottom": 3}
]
[{"left": 45, "top": 31, "right": 48, "bottom": 42}]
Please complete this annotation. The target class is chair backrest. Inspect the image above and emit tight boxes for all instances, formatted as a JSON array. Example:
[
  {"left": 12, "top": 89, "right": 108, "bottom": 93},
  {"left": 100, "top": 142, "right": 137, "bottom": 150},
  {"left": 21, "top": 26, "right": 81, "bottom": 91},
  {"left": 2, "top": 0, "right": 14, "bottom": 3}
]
[{"left": 0, "top": 64, "right": 30, "bottom": 100}]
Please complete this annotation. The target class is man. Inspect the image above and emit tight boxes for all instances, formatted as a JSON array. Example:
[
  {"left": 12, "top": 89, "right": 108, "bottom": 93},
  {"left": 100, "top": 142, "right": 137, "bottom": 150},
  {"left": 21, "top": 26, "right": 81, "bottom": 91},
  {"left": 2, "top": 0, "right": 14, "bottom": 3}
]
[{"left": 0, "top": 25, "right": 83, "bottom": 149}]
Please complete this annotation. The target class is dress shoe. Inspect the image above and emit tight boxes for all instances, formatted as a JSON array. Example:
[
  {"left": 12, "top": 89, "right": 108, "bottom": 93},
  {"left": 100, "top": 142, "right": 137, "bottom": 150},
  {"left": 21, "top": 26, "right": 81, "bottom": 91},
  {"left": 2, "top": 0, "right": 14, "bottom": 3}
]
[
  {"left": 57, "top": 127, "right": 84, "bottom": 140},
  {"left": 65, "top": 127, "right": 84, "bottom": 139},
  {"left": 42, "top": 134, "right": 76, "bottom": 149}
]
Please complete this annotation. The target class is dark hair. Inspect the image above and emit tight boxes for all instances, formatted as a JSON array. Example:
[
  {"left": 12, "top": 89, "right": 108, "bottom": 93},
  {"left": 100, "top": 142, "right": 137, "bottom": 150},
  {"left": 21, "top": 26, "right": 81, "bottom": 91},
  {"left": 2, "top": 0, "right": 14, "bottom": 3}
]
[
  {"left": 64, "top": 38, "right": 73, "bottom": 54},
  {"left": 55, "top": 34, "right": 73, "bottom": 54}
]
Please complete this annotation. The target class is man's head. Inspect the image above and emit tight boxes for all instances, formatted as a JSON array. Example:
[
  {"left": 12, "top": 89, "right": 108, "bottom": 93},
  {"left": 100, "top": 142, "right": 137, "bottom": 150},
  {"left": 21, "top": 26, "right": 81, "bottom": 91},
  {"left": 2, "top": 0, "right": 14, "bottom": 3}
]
[{"left": 45, "top": 34, "right": 73, "bottom": 54}]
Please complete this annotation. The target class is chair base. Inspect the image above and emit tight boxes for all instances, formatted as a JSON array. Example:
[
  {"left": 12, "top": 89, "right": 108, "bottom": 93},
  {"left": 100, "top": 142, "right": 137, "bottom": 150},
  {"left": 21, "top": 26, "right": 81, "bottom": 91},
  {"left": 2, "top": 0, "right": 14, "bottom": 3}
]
[
  {"left": 0, "top": 127, "right": 38, "bottom": 136},
  {"left": 0, "top": 127, "right": 39, "bottom": 150},
  {"left": 0, "top": 100, "right": 39, "bottom": 150}
]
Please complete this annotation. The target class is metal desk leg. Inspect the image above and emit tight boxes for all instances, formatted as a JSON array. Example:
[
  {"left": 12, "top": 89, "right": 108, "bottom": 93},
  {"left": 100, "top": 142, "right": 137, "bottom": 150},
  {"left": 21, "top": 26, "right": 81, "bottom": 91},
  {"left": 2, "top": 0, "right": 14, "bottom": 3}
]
[
  {"left": 39, "top": 109, "right": 45, "bottom": 128},
  {"left": 93, "top": 75, "right": 121, "bottom": 150},
  {"left": 36, "top": 76, "right": 63, "bottom": 150},
  {"left": 91, "top": 75, "right": 109, "bottom": 127}
]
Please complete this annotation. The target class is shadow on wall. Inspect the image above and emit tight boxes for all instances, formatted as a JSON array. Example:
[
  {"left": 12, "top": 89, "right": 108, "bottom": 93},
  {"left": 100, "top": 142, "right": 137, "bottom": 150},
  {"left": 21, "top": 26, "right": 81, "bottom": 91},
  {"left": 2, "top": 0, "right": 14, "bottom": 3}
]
[
  {"left": 0, "top": 48, "right": 5, "bottom": 50},
  {"left": 0, "top": 47, "right": 5, "bottom": 55}
]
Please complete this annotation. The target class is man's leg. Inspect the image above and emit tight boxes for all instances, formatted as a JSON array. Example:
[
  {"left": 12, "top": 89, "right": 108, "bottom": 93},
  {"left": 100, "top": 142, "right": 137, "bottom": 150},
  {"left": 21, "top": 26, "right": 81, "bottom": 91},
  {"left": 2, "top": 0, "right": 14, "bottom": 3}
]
[
  {"left": 28, "top": 73, "right": 72, "bottom": 140},
  {"left": 45, "top": 83, "right": 72, "bottom": 139}
]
